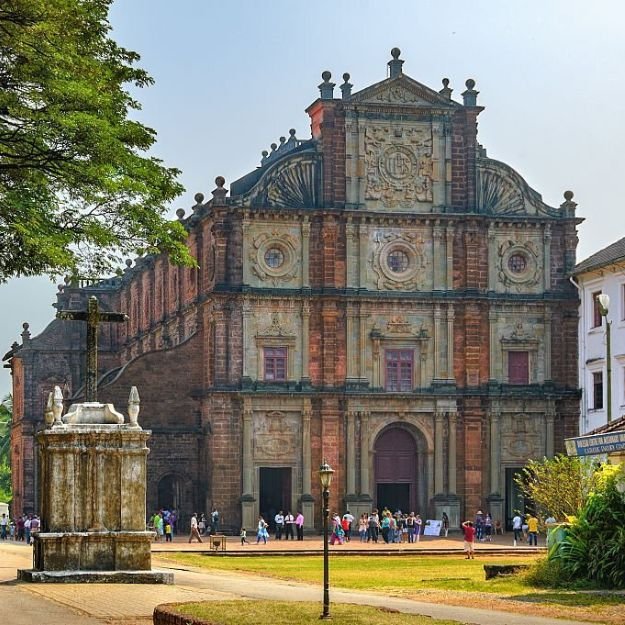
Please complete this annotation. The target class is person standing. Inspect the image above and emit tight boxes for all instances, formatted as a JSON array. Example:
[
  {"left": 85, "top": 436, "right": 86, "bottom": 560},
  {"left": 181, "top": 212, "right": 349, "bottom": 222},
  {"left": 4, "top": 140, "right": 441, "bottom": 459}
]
[
  {"left": 164, "top": 520, "right": 173, "bottom": 542},
  {"left": 188, "top": 513, "right": 203, "bottom": 543},
  {"left": 210, "top": 507, "right": 220, "bottom": 534},
  {"left": 441, "top": 512, "right": 450, "bottom": 537},
  {"left": 342, "top": 510, "right": 354, "bottom": 542},
  {"left": 295, "top": 510, "right": 304, "bottom": 541},
  {"left": 406, "top": 512, "right": 415, "bottom": 543},
  {"left": 0, "top": 513, "right": 7, "bottom": 540},
  {"left": 415, "top": 514, "right": 423, "bottom": 542},
  {"left": 256, "top": 515, "right": 268, "bottom": 544},
  {"left": 512, "top": 512, "right": 523, "bottom": 546},
  {"left": 274, "top": 510, "right": 284, "bottom": 540},
  {"left": 240, "top": 527, "right": 248, "bottom": 545},
  {"left": 462, "top": 520, "right": 476, "bottom": 559},
  {"left": 29, "top": 515, "right": 40, "bottom": 543},
  {"left": 527, "top": 513, "right": 539, "bottom": 546},
  {"left": 284, "top": 511, "right": 295, "bottom": 540},
  {"left": 367, "top": 509, "right": 379, "bottom": 543}
]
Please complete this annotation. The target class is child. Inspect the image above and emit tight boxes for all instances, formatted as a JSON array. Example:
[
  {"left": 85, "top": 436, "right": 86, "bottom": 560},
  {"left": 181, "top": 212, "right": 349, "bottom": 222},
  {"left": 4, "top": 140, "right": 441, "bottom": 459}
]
[
  {"left": 165, "top": 522, "right": 172, "bottom": 542},
  {"left": 240, "top": 527, "right": 248, "bottom": 545}
]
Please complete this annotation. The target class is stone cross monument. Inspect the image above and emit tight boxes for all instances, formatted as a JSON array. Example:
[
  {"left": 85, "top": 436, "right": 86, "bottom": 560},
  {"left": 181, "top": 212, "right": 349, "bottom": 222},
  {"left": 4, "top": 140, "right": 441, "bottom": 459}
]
[{"left": 18, "top": 296, "right": 172, "bottom": 583}]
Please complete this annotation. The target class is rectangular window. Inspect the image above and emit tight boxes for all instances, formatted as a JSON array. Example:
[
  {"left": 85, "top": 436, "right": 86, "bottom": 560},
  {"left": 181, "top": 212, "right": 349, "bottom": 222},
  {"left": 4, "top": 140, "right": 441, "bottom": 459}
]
[
  {"left": 592, "top": 291, "right": 603, "bottom": 328},
  {"left": 508, "top": 351, "right": 529, "bottom": 384},
  {"left": 592, "top": 371, "right": 603, "bottom": 410},
  {"left": 385, "top": 349, "right": 414, "bottom": 391},
  {"left": 621, "top": 284, "right": 625, "bottom": 321},
  {"left": 264, "top": 347, "right": 287, "bottom": 381}
]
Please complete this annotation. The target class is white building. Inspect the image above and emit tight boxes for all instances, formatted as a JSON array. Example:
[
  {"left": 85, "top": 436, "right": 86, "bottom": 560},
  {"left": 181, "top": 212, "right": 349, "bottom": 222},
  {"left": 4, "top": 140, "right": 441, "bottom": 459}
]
[{"left": 573, "top": 237, "right": 625, "bottom": 433}]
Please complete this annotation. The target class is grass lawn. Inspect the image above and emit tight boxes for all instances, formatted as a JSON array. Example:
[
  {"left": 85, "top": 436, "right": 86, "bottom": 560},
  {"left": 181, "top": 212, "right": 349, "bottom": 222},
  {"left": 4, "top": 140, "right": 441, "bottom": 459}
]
[
  {"left": 168, "top": 600, "right": 463, "bottom": 625},
  {"left": 158, "top": 553, "right": 625, "bottom": 624}
]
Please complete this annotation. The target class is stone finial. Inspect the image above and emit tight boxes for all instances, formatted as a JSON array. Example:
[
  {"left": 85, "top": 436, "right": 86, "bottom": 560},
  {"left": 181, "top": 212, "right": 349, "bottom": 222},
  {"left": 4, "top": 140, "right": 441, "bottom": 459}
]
[
  {"left": 176, "top": 208, "right": 185, "bottom": 220},
  {"left": 21, "top": 322, "right": 30, "bottom": 344},
  {"left": 212, "top": 176, "right": 227, "bottom": 206},
  {"left": 462, "top": 78, "right": 479, "bottom": 106},
  {"left": 388, "top": 47, "right": 404, "bottom": 79},
  {"left": 125, "top": 259, "right": 133, "bottom": 270},
  {"left": 193, "top": 193, "right": 204, "bottom": 212},
  {"left": 560, "top": 190, "right": 577, "bottom": 217},
  {"left": 52, "top": 385, "right": 64, "bottom": 427},
  {"left": 439, "top": 77, "right": 452, "bottom": 100},
  {"left": 340, "top": 73, "right": 352, "bottom": 99},
  {"left": 261, "top": 149, "right": 269, "bottom": 165},
  {"left": 128, "top": 386, "right": 140, "bottom": 427},
  {"left": 318, "top": 71, "right": 335, "bottom": 100},
  {"left": 44, "top": 391, "right": 55, "bottom": 428}
]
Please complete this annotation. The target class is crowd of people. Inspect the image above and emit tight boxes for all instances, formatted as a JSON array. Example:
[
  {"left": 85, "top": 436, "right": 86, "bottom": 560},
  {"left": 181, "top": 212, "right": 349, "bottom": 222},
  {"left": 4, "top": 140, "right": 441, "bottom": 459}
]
[{"left": 0, "top": 512, "right": 40, "bottom": 544}]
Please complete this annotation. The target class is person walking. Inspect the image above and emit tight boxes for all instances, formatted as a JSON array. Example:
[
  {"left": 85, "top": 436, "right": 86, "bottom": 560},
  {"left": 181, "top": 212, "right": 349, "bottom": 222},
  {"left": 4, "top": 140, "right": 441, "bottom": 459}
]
[
  {"left": 527, "top": 513, "right": 539, "bottom": 546},
  {"left": 512, "top": 512, "right": 523, "bottom": 546},
  {"left": 295, "top": 510, "right": 304, "bottom": 541},
  {"left": 240, "top": 527, "right": 248, "bottom": 545},
  {"left": 188, "top": 513, "right": 203, "bottom": 543},
  {"left": 256, "top": 515, "right": 269, "bottom": 544},
  {"left": 462, "top": 520, "right": 476, "bottom": 559}
]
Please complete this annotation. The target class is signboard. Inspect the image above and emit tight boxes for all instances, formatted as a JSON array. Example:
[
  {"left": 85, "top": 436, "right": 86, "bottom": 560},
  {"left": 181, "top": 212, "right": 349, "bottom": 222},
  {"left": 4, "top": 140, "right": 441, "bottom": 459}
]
[
  {"left": 423, "top": 519, "right": 442, "bottom": 536},
  {"left": 565, "top": 430, "right": 625, "bottom": 457}
]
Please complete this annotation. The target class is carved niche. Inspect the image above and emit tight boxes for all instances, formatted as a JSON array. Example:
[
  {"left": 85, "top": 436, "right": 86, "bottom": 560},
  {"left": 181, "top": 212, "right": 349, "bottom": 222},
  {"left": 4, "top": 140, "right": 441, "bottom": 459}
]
[
  {"left": 249, "top": 231, "right": 300, "bottom": 286},
  {"left": 253, "top": 410, "right": 299, "bottom": 459},
  {"left": 370, "top": 230, "right": 427, "bottom": 290},
  {"left": 365, "top": 125, "right": 433, "bottom": 208}
]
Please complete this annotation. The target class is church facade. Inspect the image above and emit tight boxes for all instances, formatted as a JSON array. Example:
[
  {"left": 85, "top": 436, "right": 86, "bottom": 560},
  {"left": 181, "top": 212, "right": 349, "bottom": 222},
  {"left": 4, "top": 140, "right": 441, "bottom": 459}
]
[{"left": 6, "top": 49, "right": 581, "bottom": 531}]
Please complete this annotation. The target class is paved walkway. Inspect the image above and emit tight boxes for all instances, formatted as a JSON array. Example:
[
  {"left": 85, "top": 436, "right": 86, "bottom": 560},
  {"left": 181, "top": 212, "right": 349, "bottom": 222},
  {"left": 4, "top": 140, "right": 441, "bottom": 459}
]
[{"left": 0, "top": 540, "right": 592, "bottom": 625}]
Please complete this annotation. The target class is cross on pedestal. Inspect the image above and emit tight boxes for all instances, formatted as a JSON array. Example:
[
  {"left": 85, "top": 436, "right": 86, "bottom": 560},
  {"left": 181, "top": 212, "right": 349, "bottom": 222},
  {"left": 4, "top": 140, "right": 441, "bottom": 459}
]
[{"left": 57, "top": 296, "right": 128, "bottom": 402}]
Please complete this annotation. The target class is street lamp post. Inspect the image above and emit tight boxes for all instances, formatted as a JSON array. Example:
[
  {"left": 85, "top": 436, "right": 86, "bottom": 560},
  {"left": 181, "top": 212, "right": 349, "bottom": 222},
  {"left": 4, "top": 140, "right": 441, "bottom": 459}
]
[
  {"left": 598, "top": 293, "right": 612, "bottom": 423},
  {"left": 319, "top": 460, "right": 334, "bottom": 620}
]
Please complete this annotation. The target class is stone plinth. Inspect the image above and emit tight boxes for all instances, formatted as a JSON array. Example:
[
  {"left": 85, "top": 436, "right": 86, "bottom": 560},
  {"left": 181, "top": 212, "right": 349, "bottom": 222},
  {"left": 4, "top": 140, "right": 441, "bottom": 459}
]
[{"left": 19, "top": 391, "right": 172, "bottom": 583}]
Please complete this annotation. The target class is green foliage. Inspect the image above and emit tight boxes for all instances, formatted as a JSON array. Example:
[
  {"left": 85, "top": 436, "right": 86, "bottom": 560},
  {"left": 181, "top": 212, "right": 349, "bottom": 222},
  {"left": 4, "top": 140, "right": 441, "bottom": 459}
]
[
  {"left": 554, "top": 464, "right": 625, "bottom": 588},
  {"left": 0, "top": 0, "right": 194, "bottom": 281},
  {"left": 514, "top": 454, "right": 598, "bottom": 521},
  {"left": 523, "top": 557, "right": 571, "bottom": 588},
  {"left": 0, "top": 395, "right": 11, "bottom": 502}
]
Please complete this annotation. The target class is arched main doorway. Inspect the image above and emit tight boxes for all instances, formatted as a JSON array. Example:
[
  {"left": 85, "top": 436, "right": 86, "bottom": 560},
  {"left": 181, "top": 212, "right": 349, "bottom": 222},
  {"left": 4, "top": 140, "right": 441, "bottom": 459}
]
[{"left": 374, "top": 426, "right": 423, "bottom": 514}]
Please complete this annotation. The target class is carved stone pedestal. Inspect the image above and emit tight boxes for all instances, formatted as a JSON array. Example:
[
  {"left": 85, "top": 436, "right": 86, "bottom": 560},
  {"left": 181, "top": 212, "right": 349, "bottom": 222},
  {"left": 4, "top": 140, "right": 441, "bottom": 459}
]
[
  {"left": 18, "top": 389, "right": 172, "bottom": 584},
  {"left": 432, "top": 494, "right": 460, "bottom": 531},
  {"left": 300, "top": 494, "right": 314, "bottom": 534}
]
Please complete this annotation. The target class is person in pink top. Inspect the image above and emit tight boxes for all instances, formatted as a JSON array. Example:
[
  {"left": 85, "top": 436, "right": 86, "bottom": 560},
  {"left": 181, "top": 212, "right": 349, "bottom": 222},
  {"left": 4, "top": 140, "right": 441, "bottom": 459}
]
[
  {"left": 462, "top": 520, "right": 476, "bottom": 559},
  {"left": 295, "top": 511, "right": 304, "bottom": 541}
]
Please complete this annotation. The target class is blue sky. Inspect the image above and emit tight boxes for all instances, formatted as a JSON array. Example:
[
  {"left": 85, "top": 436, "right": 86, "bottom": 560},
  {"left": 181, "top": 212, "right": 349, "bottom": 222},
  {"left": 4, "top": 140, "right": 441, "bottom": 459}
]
[{"left": 1, "top": 0, "right": 624, "bottom": 397}]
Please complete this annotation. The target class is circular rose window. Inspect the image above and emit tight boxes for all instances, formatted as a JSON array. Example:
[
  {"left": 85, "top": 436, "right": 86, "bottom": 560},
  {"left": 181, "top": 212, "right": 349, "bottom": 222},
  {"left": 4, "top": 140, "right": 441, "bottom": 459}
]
[
  {"left": 507, "top": 253, "right": 527, "bottom": 274},
  {"left": 387, "top": 249, "right": 410, "bottom": 274},
  {"left": 264, "top": 247, "right": 284, "bottom": 269}
]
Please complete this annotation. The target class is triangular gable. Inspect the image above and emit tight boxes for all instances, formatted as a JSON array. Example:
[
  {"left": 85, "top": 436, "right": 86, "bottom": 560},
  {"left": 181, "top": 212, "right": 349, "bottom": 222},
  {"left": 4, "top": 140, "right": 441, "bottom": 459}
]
[{"left": 348, "top": 74, "right": 460, "bottom": 108}]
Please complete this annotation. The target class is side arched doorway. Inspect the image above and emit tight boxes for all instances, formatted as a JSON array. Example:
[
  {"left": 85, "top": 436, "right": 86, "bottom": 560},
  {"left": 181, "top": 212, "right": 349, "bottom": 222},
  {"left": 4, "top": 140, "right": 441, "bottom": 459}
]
[
  {"left": 157, "top": 474, "right": 181, "bottom": 511},
  {"left": 374, "top": 426, "right": 425, "bottom": 514}
]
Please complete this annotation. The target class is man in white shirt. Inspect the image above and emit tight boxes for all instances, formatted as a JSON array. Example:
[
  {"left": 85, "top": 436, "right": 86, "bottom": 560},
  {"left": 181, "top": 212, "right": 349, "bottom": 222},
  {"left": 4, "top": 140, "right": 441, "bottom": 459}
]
[
  {"left": 284, "top": 511, "right": 295, "bottom": 540},
  {"left": 342, "top": 510, "right": 354, "bottom": 542},
  {"left": 274, "top": 511, "right": 284, "bottom": 540},
  {"left": 188, "top": 513, "right": 203, "bottom": 543},
  {"left": 0, "top": 513, "right": 7, "bottom": 540},
  {"left": 512, "top": 513, "right": 523, "bottom": 546}
]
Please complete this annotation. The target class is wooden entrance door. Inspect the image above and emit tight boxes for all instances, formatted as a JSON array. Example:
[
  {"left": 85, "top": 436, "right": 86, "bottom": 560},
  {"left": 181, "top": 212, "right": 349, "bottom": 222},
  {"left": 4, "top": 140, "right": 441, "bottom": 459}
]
[{"left": 375, "top": 428, "right": 417, "bottom": 513}]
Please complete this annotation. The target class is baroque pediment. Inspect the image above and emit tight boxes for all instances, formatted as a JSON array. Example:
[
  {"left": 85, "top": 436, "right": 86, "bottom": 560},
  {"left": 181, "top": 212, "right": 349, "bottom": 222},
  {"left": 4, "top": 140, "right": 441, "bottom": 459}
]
[{"left": 348, "top": 75, "right": 459, "bottom": 108}]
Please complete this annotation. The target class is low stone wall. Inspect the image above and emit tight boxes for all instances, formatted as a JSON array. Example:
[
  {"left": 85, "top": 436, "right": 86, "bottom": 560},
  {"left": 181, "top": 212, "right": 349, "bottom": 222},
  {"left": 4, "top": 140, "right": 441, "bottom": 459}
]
[{"left": 153, "top": 603, "right": 214, "bottom": 625}]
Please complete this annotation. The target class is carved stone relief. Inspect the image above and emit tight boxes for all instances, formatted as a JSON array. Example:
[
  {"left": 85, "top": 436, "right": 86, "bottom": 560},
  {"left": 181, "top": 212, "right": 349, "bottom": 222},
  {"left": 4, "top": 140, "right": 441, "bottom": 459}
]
[
  {"left": 365, "top": 125, "right": 433, "bottom": 208},
  {"left": 248, "top": 230, "right": 300, "bottom": 286},
  {"left": 501, "top": 414, "right": 542, "bottom": 461},
  {"left": 369, "top": 230, "right": 427, "bottom": 290},
  {"left": 497, "top": 239, "right": 541, "bottom": 292},
  {"left": 253, "top": 410, "right": 299, "bottom": 460},
  {"left": 257, "top": 312, "right": 295, "bottom": 338}
]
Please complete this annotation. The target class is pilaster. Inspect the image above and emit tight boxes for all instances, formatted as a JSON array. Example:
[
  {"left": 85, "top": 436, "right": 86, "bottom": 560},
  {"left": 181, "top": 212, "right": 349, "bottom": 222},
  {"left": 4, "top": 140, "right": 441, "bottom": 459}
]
[{"left": 434, "top": 411, "right": 444, "bottom": 495}]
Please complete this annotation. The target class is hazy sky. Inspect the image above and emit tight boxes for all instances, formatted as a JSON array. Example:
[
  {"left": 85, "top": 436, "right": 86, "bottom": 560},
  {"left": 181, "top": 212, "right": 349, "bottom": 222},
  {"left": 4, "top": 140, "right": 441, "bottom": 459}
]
[{"left": 1, "top": 0, "right": 624, "bottom": 398}]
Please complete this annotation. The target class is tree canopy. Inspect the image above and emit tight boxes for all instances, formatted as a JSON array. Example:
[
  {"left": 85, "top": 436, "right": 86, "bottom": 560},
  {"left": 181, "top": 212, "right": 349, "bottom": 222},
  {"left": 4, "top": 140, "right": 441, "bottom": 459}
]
[
  {"left": 0, "top": 0, "right": 193, "bottom": 282},
  {"left": 0, "top": 395, "right": 11, "bottom": 502}
]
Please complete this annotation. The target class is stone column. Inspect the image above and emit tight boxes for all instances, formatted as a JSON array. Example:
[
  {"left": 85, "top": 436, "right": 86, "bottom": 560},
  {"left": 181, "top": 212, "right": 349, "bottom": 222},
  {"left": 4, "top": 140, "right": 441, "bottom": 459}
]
[
  {"left": 489, "top": 309, "right": 498, "bottom": 381},
  {"left": 346, "top": 410, "right": 356, "bottom": 496},
  {"left": 346, "top": 304, "right": 358, "bottom": 382},
  {"left": 372, "top": 338, "right": 381, "bottom": 388},
  {"left": 446, "top": 305, "right": 455, "bottom": 380},
  {"left": 444, "top": 123, "right": 453, "bottom": 206},
  {"left": 545, "top": 402, "right": 555, "bottom": 458},
  {"left": 346, "top": 220, "right": 356, "bottom": 288},
  {"left": 543, "top": 224, "right": 552, "bottom": 291},
  {"left": 301, "top": 300, "right": 310, "bottom": 384},
  {"left": 448, "top": 412, "right": 457, "bottom": 494},
  {"left": 488, "top": 224, "right": 497, "bottom": 290},
  {"left": 241, "top": 398, "right": 256, "bottom": 530},
  {"left": 301, "top": 220, "right": 311, "bottom": 288},
  {"left": 433, "top": 224, "right": 444, "bottom": 290},
  {"left": 360, "top": 411, "right": 370, "bottom": 497},
  {"left": 434, "top": 305, "right": 443, "bottom": 379},
  {"left": 544, "top": 306, "right": 552, "bottom": 381},
  {"left": 445, "top": 225, "right": 454, "bottom": 289},
  {"left": 359, "top": 305, "right": 368, "bottom": 383},
  {"left": 301, "top": 399, "right": 314, "bottom": 531},
  {"left": 434, "top": 412, "right": 444, "bottom": 495},
  {"left": 359, "top": 223, "right": 368, "bottom": 288},
  {"left": 242, "top": 299, "right": 252, "bottom": 382},
  {"left": 432, "top": 122, "right": 445, "bottom": 209},
  {"left": 489, "top": 408, "right": 501, "bottom": 494}
]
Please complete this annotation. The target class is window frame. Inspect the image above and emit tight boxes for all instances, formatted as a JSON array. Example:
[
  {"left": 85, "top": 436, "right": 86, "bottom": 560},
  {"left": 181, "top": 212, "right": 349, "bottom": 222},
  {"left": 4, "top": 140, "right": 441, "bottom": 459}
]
[
  {"left": 591, "top": 291, "right": 603, "bottom": 329},
  {"left": 591, "top": 370, "right": 604, "bottom": 411},
  {"left": 263, "top": 346, "right": 288, "bottom": 382},
  {"left": 384, "top": 348, "right": 414, "bottom": 392},
  {"left": 507, "top": 350, "right": 530, "bottom": 385}
]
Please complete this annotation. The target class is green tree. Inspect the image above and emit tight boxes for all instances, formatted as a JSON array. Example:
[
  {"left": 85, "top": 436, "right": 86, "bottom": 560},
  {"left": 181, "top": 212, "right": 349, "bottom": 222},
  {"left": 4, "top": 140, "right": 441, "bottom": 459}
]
[
  {"left": 515, "top": 454, "right": 599, "bottom": 521},
  {"left": 0, "top": 395, "right": 12, "bottom": 502},
  {"left": 0, "top": 0, "right": 193, "bottom": 282}
]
